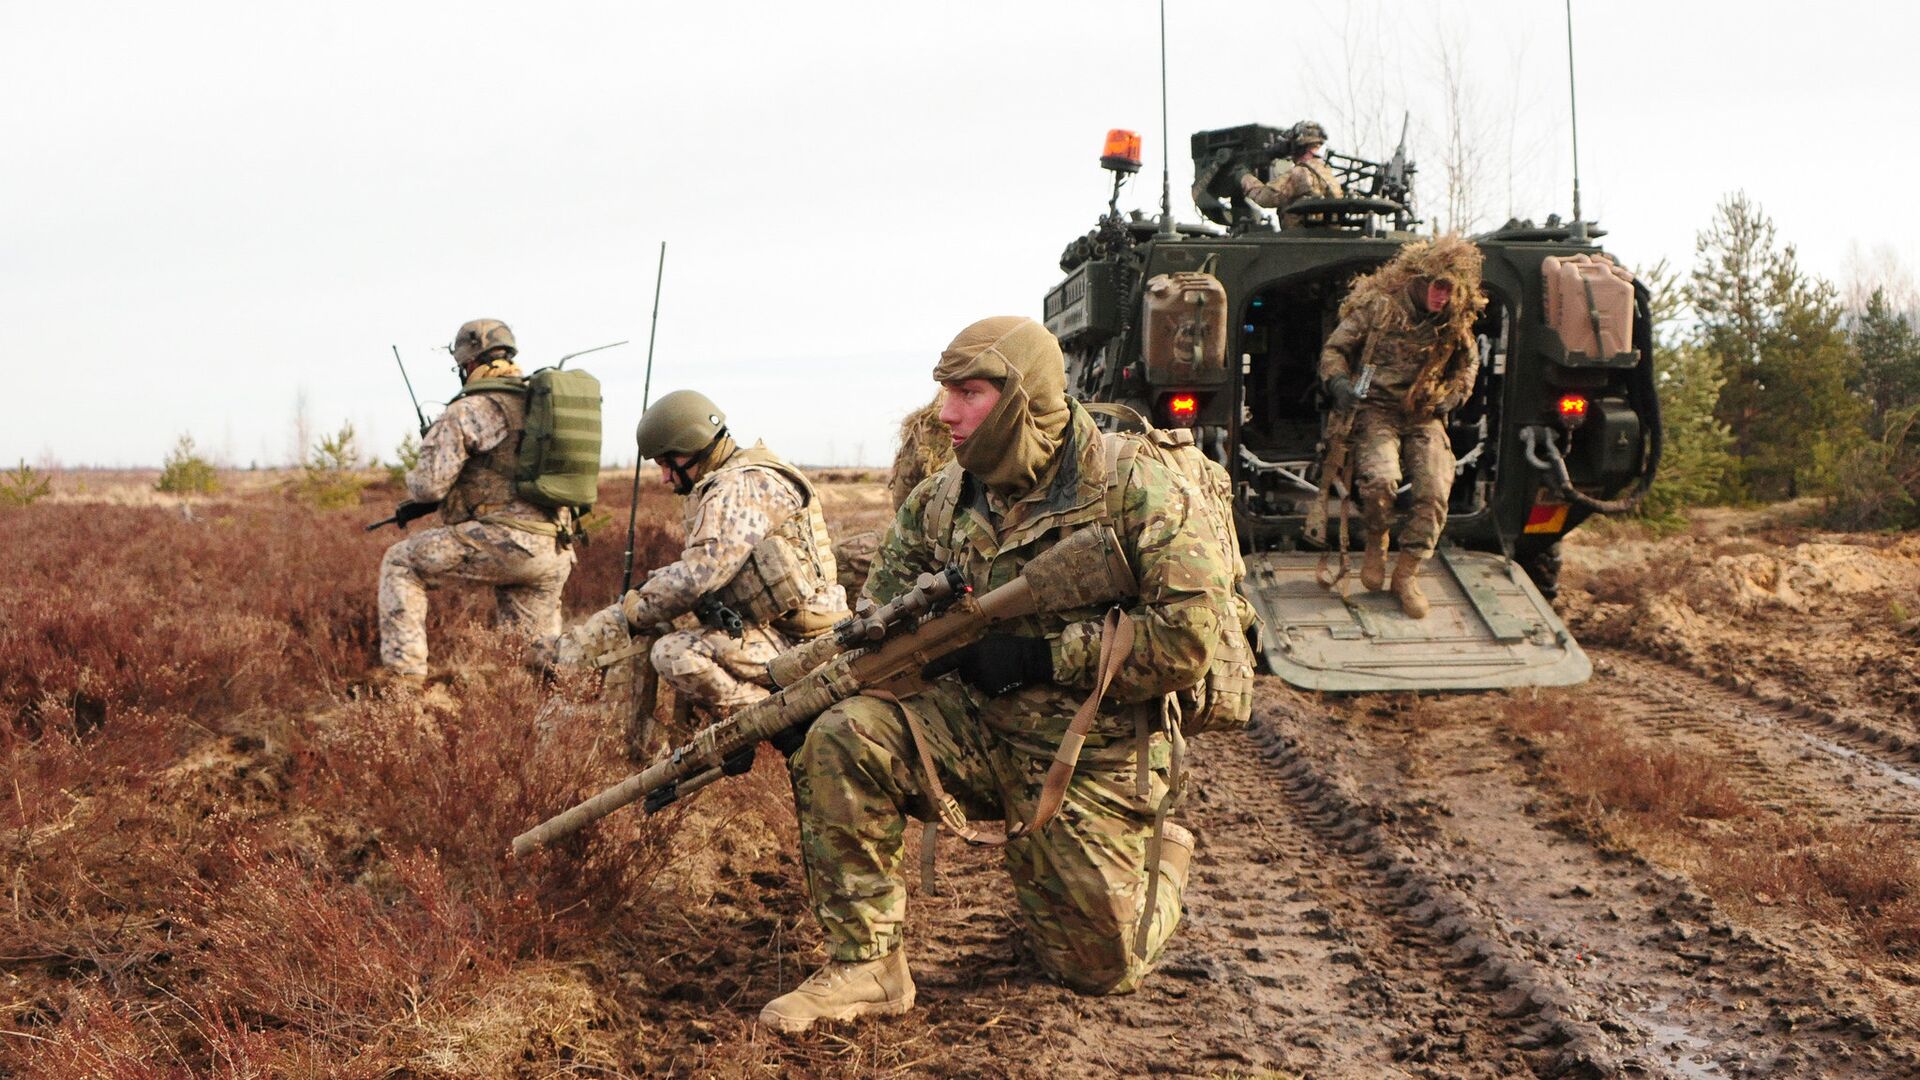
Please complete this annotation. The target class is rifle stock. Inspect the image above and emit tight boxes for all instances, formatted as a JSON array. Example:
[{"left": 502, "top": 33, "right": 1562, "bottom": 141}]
[{"left": 510, "top": 525, "right": 1135, "bottom": 856}]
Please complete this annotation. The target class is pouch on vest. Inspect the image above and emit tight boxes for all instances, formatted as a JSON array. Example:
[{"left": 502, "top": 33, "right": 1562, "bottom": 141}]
[{"left": 713, "top": 532, "right": 827, "bottom": 632}]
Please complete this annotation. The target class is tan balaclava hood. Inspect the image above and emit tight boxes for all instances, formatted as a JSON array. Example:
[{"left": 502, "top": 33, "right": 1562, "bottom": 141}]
[{"left": 930, "top": 316, "right": 1071, "bottom": 499}]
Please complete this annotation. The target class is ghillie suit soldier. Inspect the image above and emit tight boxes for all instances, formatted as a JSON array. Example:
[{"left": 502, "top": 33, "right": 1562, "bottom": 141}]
[
  {"left": 377, "top": 319, "right": 576, "bottom": 681},
  {"left": 1319, "top": 235, "right": 1485, "bottom": 618},
  {"left": 617, "top": 390, "right": 848, "bottom": 718},
  {"left": 1240, "top": 120, "right": 1345, "bottom": 228},
  {"left": 762, "top": 316, "right": 1237, "bottom": 1033}
]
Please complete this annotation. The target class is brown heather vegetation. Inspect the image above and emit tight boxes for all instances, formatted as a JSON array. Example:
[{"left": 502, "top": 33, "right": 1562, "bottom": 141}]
[
  {"left": 0, "top": 476, "right": 768, "bottom": 1076},
  {"left": 1494, "top": 692, "right": 1920, "bottom": 962}
]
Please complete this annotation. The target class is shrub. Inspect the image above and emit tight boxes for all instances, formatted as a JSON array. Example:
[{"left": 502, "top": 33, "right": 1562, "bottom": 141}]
[
  {"left": 299, "top": 422, "right": 372, "bottom": 509},
  {"left": 1818, "top": 404, "right": 1920, "bottom": 531},
  {"left": 156, "top": 434, "right": 219, "bottom": 494},
  {"left": 0, "top": 459, "right": 52, "bottom": 507},
  {"left": 386, "top": 431, "right": 421, "bottom": 488}
]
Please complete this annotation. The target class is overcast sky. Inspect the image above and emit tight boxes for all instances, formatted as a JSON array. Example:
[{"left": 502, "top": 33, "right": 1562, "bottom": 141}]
[{"left": 6, "top": 1, "right": 1915, "bottom": 469}]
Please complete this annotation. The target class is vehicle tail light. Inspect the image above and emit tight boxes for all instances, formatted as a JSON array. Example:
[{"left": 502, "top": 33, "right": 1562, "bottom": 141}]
[
  {"left": 1556, "top": 393, "right": 1589, "bottom": 428},
  {"left": 1161, "top": 392, "right": 1199, "bottom": 426}
]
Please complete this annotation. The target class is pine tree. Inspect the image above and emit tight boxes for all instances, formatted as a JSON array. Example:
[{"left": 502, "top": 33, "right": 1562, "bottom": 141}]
[
  {"left": 1852, "top": 287, "right": 1920, "bottom": 437},
  {"left": 1688, "top": 193, "right": 1863, "bottom": 499}
]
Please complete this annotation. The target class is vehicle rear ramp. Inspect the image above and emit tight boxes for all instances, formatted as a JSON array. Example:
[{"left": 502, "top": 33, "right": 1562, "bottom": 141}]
[{"left": 1243, "top": 548, "right": 1590, "bottom": 692}]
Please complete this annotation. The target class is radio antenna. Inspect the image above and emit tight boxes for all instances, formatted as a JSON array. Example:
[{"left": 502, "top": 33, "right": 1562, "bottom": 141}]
[
  {"left": 623, "top": 240, "right": 668, "bottom": 596},
  {"left": 1157, "top": 0, "right": 1174, "bottom": 235},
  {"left": 1564, "top": 0, "right": 1586, "bottom": 240},
  {"left": 641, "top": 241, "right": 667, "bottom": 410}
]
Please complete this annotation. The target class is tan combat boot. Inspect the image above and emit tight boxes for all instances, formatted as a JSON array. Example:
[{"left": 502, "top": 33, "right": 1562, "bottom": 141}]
[
  {"left": 1391, "top": 550, "right": 1430, "bottom": 619},
  {"left": 758, "top": 949, "right": 916, "bottom": 1034},
  {"left": 1359, "top": 531, "right": 1390, "bottom": 592}
]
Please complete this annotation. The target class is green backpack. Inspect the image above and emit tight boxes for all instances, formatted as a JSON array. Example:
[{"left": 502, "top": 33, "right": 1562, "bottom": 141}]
[{"left": 461, "top": 367, "right": 604, "bottom": 513}]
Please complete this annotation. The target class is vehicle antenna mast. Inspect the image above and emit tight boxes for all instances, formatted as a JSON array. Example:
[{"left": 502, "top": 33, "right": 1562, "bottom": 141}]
[
  {"left": 1564, "top": 0, "right": 1586, "bottom": 240},
  {"left": 621, "top": 240, "right": 668, "bottom": 596},
  {"left": 1157, "top": 0, "right": 1174, "bottom": 236}
]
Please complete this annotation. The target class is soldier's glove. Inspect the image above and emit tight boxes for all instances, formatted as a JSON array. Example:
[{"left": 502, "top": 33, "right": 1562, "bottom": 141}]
[
  {"left": 1325, "top": 375, "right": 1361, "bottom": 409},
  {"left": 921, "top": 634, "right": 1053, "bottom": 697}
]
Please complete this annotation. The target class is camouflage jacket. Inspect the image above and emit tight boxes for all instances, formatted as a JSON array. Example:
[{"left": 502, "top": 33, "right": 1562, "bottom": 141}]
[
  {"left": 1319, "top": 287, "right": 1479, "bottom": 417},
  {"left": 409, "top": 383, "right": 551, "bottom": 526},
  {"left": 871, "top": 403, "right": 1227, "bottom": 748},
  {"left": 623, "top": 442, "right": 848, "bottom": 630},
  {"left": 1243, "top": 156, "right": 1344, "bottom": 220}
]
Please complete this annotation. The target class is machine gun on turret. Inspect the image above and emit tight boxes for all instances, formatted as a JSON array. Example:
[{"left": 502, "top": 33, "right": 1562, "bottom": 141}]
[{"left": 1190, "top": 120, "right": 1418, "bottom": 232}]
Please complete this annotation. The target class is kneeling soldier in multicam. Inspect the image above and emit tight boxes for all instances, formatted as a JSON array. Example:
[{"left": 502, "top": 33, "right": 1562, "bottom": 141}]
[
  {"left": 761, "top": 316, "right": 1232, "bottom": 1033},
  {"left": 1319, "top": 235, "right": 1486, "bottom": 618},
  {"left": 376, "top": 319, "right": 575, "bottom": 683},
  {"left": 616, "top": 390, "right": 848, "bottom": 719}
]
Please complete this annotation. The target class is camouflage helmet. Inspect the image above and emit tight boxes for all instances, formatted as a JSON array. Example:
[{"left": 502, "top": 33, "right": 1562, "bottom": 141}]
[
  {"left": 452, "top": 318, "right": 517, "bottom": 369},
  {"left": 635, "top": 389, "right": 727, "bottom": 459},
  {"left": 1292, "top": 120, "right": 1329, "bottom": 149}
]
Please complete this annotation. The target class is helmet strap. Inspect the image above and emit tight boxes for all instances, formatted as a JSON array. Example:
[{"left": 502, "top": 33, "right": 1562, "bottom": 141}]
[{"left": 667, "top": 426, "right": 729, "bottom": 494}]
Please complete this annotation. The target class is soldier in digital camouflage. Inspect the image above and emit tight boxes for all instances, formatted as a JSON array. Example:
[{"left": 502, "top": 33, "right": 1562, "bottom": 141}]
[
  {"left": 1240, "top": 119, "right": 1345, "bottom": 228},
  {"left": 612, "top": 390, "right": 848, "bottom": 718},
  {"left": 376, "top": 319, "right": 576, "bottom": 682},
  {"left": 760, "top": 316, "right": 1228, "bottom": 1034},
  {"left": 1320, "top": 235, "right": 1486, "bottom": 617}
]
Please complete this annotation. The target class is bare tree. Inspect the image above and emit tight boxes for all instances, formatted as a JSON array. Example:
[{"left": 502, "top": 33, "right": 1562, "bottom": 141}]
[
  {"left": 1428, "top": 19, "right": 1493, "bottom": 234},
  {"left": 291, "top": 387, "right": 314, "bottom": 469},
  {"left": 1841, "top": 241, "right": 1920, "bottom": 320}
]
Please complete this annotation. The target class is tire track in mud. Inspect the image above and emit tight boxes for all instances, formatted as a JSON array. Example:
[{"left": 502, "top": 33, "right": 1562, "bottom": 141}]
[
  {"left": 1590, "top": 648, "right": 1920, "bottom": 831},
  {"left": 1311, "top": 682, "right": 1918, "bottom": 1080}
]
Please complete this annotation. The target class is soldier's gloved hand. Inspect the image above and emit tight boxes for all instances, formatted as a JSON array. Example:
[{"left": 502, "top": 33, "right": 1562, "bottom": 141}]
[
  {"left": 1433, "top": 380, "right": 1471, "bottom": 414},
  {"left": 921, "top": 635, "right": 1053, "bottom": 697},
  {"left": 1325, "top": 375, "right": 1360, "bottom": 409}
]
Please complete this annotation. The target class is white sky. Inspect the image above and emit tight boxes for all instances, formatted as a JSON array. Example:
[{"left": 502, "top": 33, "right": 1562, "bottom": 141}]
[{"left": 6, "top": 1, "right": 1915, "bottom": 469}]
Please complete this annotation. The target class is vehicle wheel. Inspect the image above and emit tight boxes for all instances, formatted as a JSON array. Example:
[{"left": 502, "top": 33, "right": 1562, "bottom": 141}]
[{"left": 1524, "top": 541, "right": 1561, "bottom": 601}]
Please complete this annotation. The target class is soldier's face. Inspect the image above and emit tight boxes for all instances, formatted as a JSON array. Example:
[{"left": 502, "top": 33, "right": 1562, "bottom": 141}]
[
  {"left": 938, "top": 379, "right": 1001, "bottom": 447},
  {"left": 1425, "top": 280, "right": 1454, "bottom": 313},
  {"left": 655, "top": 453, "right": 692, "bottom": 490}
]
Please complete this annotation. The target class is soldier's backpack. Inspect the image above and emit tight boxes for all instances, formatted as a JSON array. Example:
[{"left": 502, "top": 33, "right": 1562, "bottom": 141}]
[
  {"left": 458, "top": 367, "right": 604, "bottom": 514},
  {"left": 1087, "top": 404, "right": 1256, "bottom": 736}
]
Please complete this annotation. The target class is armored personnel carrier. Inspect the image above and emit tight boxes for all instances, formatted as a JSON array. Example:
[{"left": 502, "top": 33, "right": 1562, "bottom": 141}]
[{"left": 1044, "top": 124, "right": 1661, "bottom": 691}]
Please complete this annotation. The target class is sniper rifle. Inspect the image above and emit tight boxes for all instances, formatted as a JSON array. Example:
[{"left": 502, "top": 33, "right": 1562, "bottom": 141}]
[{"left": 511, "top": 524, "right": 1137, "bottom": 855}]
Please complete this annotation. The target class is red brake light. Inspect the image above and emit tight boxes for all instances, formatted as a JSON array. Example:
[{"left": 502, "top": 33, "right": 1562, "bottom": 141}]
[
  {"left": 1101, "top": 129, "right": 1142, "bottom": 174},
  {"left": 1556, "top": 394, "right": 1589, "bottom": 427},
  {"left": 1165, "top": 393, "right": 1199, "bottom": 425}
]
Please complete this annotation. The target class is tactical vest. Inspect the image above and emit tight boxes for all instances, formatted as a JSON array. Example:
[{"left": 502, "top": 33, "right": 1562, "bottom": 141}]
[
  {"left": 920, "top": 408, "right": 1255, "bottom": 736},
  {"left": 697, "top": 446, "right": 842, "bottom": 639},
  {"left": 439, "top": 387, "right": 551, "bottom": 527}
]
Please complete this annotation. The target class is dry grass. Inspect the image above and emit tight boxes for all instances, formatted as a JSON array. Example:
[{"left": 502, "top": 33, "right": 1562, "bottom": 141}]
[
  {"left": 0, "top": 474, "right": 708, "bottom": 1076},
  {"left": 1497, "top": 693, "right": 1748, "bottom": 827},
  {"left": 1495, "top": 692, "right": 1920, "bottom": 962}
]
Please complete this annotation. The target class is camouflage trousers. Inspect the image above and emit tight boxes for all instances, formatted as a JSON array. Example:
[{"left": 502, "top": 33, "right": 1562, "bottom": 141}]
[
  {"left": 651, "top": 623, "right": 789, "bottom": 714},
  {"left": 377, "top": 520, "right": 574, "bottom": 676},
  {"left": 790, "top": 680, "right": 1181, "bottom": 995},
  {"left": 1352, "top": 408, "right": 1454, "bottom": 557}
]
